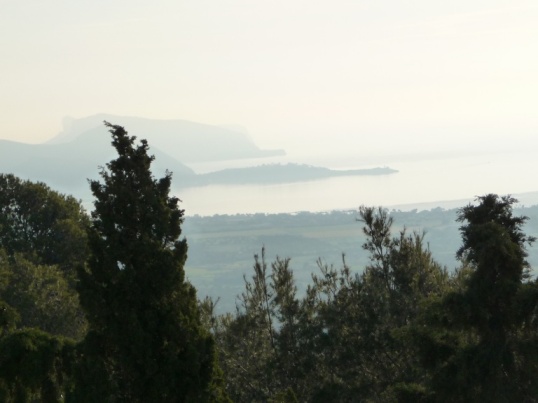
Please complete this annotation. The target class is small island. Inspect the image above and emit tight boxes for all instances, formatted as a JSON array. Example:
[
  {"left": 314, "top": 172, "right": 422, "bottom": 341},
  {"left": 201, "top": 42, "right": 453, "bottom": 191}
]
[{"left": 179, "top": 163, "right": 398, "bottom": 187}]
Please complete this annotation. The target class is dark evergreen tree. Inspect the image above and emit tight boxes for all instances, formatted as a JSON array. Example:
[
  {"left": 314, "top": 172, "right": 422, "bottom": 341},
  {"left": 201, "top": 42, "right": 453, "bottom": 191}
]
[
  {"left": 413, "top": 194, "right": 538, "bottom": 401},
  {"left": 71, "top": 122, "right": 220, "bottom": 402}
]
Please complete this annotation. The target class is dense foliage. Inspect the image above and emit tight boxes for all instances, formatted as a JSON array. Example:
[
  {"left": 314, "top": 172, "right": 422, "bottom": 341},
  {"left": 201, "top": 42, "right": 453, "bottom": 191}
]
[
  {"left": 409, "top": 195, "right": 538, "bottom": 401},
  {"left": 0, "top": 174, "right": 89, "bottom": 280},
  {"left": 206, "top": 207, "right": 450, "bottom": 401},
  {"left": 0, "top": 123, "right": 537, "bottom": 402},
  {"left": 70, "top": 122, "right": 224, "bottom": 402},
  {"left": 0, "top": 175, "right": 89, "bottom": 400},
  {"left": 206, "top": 199, "right": 538, "bottom": 402},
  {"left": 0, "top": 124, "right": 227, "bottom": 402}
]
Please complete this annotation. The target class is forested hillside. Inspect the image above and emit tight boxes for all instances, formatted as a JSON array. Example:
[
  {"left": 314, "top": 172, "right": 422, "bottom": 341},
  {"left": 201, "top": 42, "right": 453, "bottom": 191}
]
[{"left": 1, "top": 123, "right": 537, "bottom": 401}]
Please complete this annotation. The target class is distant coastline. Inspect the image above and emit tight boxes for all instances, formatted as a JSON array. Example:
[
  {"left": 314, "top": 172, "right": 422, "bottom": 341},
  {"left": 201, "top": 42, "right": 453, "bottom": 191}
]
[{"left": 387, "top": 191, "right": 538, "bottom": 213}]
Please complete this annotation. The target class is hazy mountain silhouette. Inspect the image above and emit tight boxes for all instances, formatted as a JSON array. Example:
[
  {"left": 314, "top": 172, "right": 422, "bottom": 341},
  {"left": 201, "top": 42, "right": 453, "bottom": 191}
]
[
  {"left": 0, "top": 128, "right": 195, "bottom": 195},
  {"left": 0, "top": 115, "right": 397, "bottom": 199},
  {"left": 49, "top": 114, "right": 285, "bottom": 162},
  {"left": 0, "top": 114, "right": 285, "bottom": 192}
]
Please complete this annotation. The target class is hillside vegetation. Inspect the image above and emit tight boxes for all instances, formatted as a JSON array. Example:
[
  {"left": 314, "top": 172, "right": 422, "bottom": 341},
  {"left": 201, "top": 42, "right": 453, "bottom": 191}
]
[{"left": 0, "top": 123, "right": 537, "bottom": 402}]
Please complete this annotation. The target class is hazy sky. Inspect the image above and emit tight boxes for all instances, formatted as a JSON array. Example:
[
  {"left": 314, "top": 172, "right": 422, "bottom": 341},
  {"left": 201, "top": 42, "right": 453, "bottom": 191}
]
[{"left": 1, "top": 0, "right": 537, "bottom": 156}]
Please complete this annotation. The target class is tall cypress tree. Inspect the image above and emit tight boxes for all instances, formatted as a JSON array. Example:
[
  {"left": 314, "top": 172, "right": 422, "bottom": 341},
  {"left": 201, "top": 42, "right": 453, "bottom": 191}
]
[
  {"left": 413, "top": 194, "right": 538, "bottom": 401},
  {"left": 72, "top": 122, "right": 216, "bottom": 402}
]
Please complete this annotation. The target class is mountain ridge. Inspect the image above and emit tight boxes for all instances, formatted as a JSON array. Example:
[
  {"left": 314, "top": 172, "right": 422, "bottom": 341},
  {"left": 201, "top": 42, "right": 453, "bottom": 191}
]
[
  {"left": 46, "top": 114, "right": 286, "bottom": 162},
  {"left": 0, "top": 115, "right": 398, "bottom": 201}
]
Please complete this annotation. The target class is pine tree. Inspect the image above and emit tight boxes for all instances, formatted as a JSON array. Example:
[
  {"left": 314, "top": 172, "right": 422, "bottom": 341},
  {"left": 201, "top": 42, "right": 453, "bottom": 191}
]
[{"left": 71, "top": 122, "right": 218, "bottom": 402}]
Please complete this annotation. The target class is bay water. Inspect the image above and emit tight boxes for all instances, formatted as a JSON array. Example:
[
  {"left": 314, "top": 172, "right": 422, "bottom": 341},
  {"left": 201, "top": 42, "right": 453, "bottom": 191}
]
[{"left": 178, "top": 149, "right": 538, "bottom": 216}]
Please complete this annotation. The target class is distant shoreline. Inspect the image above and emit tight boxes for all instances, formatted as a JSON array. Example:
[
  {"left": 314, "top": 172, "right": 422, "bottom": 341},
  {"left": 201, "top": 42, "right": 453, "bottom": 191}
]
[
  {"left": 182, "top": 190, "right": 538, "bottom": 217},
  {"left": 384, "top": 191, "right": 538, "bottom": 213}
]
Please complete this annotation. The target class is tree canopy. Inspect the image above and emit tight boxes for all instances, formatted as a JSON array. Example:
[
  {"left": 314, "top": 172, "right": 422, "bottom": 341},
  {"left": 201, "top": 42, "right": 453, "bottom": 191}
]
[
  {"left": 0, "top": 174, "right": 89, "bottom": 279},
  {"left": 410, "top": 194, "right": 538, "bottom": 401},
  {"left": 0, "top": 175, "right": 88, "bottom": 341},
  {"left": 71, "top": 122, "right": 222, "bottom": 402},
  {"left": 1, "top": 124, "right": 537, "bottom": 402}
]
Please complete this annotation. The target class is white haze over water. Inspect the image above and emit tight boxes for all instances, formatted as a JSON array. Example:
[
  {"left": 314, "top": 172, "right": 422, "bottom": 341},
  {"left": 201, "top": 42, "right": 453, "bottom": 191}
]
[
  {"left": 1, "top": 1, "right": 536, "bottom": 215},
  {"left": 179, "top": 149, "right": 538, "bottom": 216}
]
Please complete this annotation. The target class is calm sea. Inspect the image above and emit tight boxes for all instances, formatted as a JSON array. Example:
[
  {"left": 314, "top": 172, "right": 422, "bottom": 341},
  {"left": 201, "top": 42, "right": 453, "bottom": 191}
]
[{"left": 176, "top": 149, "right": 538, "bottom": 216}]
